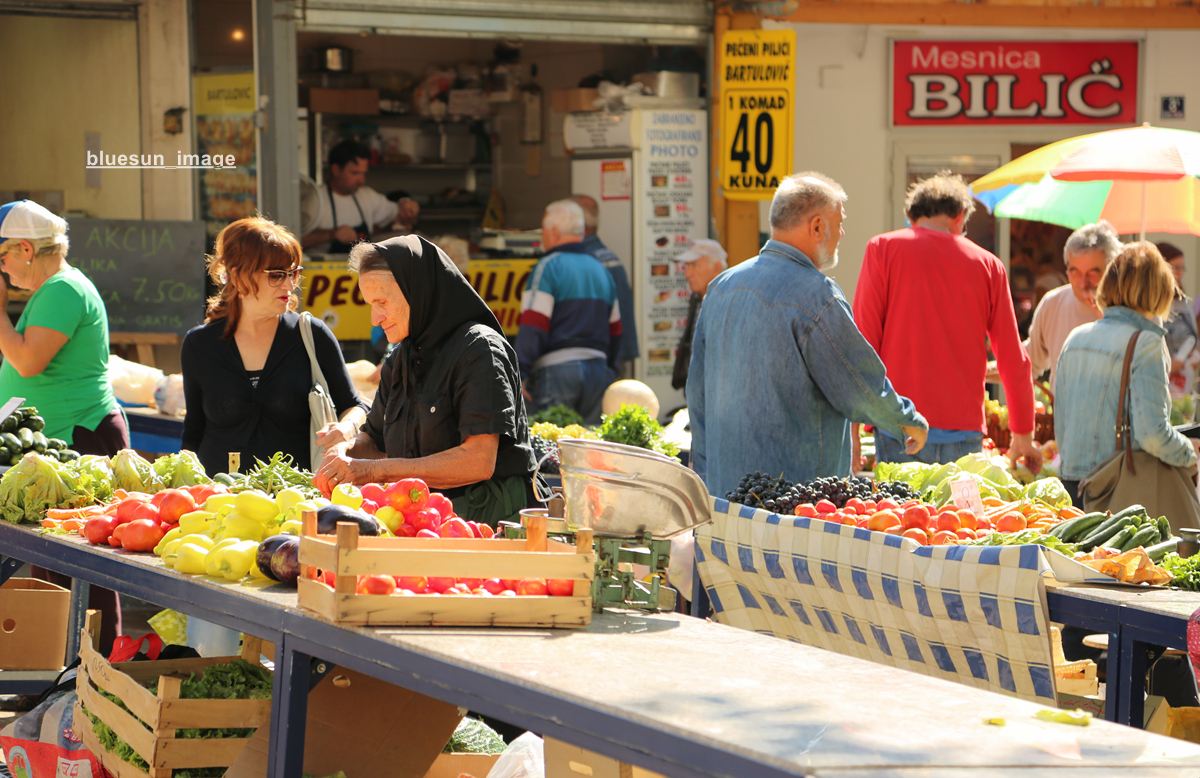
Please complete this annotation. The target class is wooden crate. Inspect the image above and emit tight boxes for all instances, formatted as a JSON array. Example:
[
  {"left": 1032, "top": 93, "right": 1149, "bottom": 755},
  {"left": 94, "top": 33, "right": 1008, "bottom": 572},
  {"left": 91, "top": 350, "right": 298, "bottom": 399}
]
[
  {"left": 74, "top": 631, "right": 271, "bottom": 778},
  {"left": 297, "top": 513, "right": 594, "bottom": 627}
]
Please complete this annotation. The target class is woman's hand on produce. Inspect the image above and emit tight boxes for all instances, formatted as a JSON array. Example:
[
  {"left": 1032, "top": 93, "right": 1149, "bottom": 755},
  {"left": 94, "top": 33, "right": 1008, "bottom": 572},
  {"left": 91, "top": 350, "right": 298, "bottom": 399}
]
[
  {"left": 902, "top": 425, "right": 927, "bottom": 456},
  {"left": 315, "top": 420, "right": 357, "bottom": 448},
  {"left": 1008, "top": 433, "right": 1044, "bottom": 475}
]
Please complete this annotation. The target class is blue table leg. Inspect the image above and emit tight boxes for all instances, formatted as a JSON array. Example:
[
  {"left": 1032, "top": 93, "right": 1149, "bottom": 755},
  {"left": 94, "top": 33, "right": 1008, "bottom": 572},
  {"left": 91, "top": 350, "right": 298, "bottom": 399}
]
[
  {"left": 1103, "top": 627, "right": 1122, "bottom": 723},
  {"left": 269, "top": 637, "right": 331, "bottom": 778},
  {"left": 1117, "top": 630, "right": 1149, "bottom": 728},
  {"left": 0, "top": 555, "right": 22, "bottom": 585},
  {"left": 64, "top": 577, "right": 90, "bottom": 665}
]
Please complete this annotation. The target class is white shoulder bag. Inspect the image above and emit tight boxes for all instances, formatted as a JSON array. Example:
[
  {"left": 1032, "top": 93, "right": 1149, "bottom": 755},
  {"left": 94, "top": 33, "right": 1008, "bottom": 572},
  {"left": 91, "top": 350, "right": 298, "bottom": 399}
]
[{"left": 299, "top": 312, "right": 339, "bottom": 472}]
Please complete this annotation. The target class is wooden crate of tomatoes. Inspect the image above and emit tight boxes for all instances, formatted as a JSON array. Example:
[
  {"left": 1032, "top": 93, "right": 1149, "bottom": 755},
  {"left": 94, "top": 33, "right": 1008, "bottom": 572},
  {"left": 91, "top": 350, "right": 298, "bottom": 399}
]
[{"left": 297, "top": 512, "right": 594, "bottom": 628}]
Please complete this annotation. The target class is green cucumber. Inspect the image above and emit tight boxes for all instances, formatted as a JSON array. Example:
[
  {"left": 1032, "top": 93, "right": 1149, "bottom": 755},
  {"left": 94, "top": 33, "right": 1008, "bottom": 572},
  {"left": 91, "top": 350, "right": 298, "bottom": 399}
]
[
  {"left": 21, "top": 416, "right": 44, "bottom": 432},
  {"left": 1111, "top": 504, "right": 1149, "bottom": 523},
  {"left": 1157, "top": 516, "right": 1172, "bottom": 542},
  {"left": 16, "top": 427, "right": 34, "bottom": 450},
  {"left": 1121, "top": 525, "right": 1161, "bottom": 553},
  {"left": 1102, "top": 526, "right": 1136, "bottom": 550},
  {"left": 1, "top": 432, "right": 20, "bottom": 452},
  {"left": 46, "top": 438, "right": 65, "bottom": 452},
  {"left": 0, "top": 415, "right": 17, "bottom": 434},
  {"left": 1146, "top": 537, "right": 1179, "bottom": 562},
  {"left": 213, "top": 472, "right": 236, "bottom": 487},
  {"left": 1079, "top": 508, "right": 1147, "bottom": 549},
  {"left": 30, "top": 431, "right": 47, "bottom": 454},
  {"left": 1053, "top": 512, "right": 1106, "bottom": 541}
]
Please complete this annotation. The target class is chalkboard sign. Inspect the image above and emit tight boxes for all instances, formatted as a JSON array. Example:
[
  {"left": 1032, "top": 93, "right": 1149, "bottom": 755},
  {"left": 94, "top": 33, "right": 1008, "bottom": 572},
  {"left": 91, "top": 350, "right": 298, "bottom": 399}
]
[{"left": 66, "top": 218, "right": 207, "bottom": 335}]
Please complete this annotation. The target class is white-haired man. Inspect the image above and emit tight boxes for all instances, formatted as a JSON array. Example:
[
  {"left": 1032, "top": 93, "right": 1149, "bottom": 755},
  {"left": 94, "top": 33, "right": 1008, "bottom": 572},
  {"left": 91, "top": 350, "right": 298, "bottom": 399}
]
[
  {"left": 672, "top": 238, "right": 727, "bottom": 393},
  {"left": 687, "top": 174, "right": 927, "bottom": 498},
  {"left": 516, "top": 200, "right": 621, "bottom": 425}
]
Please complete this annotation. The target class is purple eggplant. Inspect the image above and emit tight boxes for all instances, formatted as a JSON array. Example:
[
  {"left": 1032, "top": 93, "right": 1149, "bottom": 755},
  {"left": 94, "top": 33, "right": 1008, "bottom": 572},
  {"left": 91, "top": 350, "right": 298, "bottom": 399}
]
[
  {"left": 316, "top": 504, "right": 382, "bottom": 536},
  {"left": 269, "top": 535, "right": 302, "bottom": 585},
  {"left": 256, "top": 534, "right": 296, "bottom": 583}
]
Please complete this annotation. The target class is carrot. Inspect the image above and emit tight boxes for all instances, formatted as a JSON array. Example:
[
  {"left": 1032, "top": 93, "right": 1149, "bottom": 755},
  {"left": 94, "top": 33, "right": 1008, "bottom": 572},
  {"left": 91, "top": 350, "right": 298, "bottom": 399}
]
[
  {"left": 984, "top": 502, "right": 1021, "bottom": 520},
  {"left": 41, "top": 518, "right": 61, "bottom": 527},
  {"left": 113, "top": 489, "right": 129, "bottom": 501},
  {"left": 1059, "top": 506, "right": 1085, "bottom": 520},
  {"left": 61, "top": 518, "right": 86, "bottom": 531},
  {"left": 981, "top": 497, "right": 1005, "bottom": 508},
  {"left": 46, "top": 505, "right": 107, "bottom": 520}
]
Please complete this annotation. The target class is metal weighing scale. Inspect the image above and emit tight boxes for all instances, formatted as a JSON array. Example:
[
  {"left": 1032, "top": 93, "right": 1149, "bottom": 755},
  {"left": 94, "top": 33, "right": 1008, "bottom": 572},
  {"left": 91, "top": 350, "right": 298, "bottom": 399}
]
[{"left": 501, "top": 439, "right": 711, "bottom": 613}]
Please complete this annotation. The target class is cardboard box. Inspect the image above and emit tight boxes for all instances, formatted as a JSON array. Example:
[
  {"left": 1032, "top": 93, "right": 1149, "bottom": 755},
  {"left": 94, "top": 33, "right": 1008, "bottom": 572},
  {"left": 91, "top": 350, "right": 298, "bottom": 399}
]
[
  {"left": 1145, "top": 695, "right": 1172, "bottom": 736},
  {"left": 1056, "top": 690, "right": 1105, "bottom": 718},
  {"left": 0, "top": 578, "right": 69, "bottom": 670},
  {"left": 225, "top": 667, "right": 464, "bottom": 778},
  {"left": 309, "top": 88, "right": 380, "bottom": 115},
  {"left": 544, "top": 737, "right": 666, "bottom": 778},
  {"left": 550, "top": 88, "right": 600, "bottom": 113},
  {"left": 424, "top": 752, "right": 502, "bottom": 778}
]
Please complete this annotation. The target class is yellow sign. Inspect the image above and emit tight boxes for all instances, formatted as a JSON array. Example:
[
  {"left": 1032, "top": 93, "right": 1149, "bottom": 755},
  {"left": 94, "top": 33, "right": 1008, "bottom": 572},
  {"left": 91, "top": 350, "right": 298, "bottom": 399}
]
[
  {"left": 300, "top": 258, "right": 537, "bottom": 341},
  {"left": 193, "top": 72, "right": 256, "bottom": 115},
  {"left": 719, "top": 29, "right": 795, "bottom": 201}
]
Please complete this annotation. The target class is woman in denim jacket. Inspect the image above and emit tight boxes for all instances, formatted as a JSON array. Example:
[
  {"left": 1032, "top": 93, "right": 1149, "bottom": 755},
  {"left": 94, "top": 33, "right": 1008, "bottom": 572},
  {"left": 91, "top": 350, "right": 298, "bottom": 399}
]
[{"left": 1055, "top": 242, "right": 1199, "bottom": 507}]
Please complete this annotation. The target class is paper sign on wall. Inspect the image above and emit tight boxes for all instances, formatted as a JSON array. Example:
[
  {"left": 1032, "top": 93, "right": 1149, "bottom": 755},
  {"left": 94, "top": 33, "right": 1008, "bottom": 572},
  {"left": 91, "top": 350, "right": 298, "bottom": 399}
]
[{"left": 600, "top": 160, "right": 630, "bottom": 200}]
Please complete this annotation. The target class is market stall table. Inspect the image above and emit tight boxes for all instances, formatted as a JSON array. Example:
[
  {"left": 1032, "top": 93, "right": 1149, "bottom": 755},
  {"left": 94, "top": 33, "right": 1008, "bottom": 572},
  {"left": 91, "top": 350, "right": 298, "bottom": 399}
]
[{"left": 6, "top": 523, "right": 1200, "bottom": 778}]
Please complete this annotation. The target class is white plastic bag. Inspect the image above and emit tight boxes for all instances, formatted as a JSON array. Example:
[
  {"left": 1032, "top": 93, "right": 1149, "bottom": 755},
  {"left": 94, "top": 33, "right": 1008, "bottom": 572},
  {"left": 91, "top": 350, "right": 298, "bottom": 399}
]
[
  {"left": 108, "top": 354, "right": 164, "bottom": 407},
  {"left": 486, "top": 732, "right": 544, "bottom": 778},
  {"left": 154, "top": 374, "right": 186, "bottom": 417}
]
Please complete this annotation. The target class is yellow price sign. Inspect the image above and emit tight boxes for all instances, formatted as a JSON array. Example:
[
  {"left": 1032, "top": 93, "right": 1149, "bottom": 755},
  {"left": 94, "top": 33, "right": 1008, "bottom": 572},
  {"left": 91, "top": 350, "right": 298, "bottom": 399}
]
[{"left": 719, "top": 29, "right": 795, "bottom": 201}]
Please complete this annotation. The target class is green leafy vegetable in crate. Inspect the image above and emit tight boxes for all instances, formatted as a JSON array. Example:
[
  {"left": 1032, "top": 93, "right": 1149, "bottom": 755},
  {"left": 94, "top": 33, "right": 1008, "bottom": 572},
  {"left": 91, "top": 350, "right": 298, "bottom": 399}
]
[
  {"left": 965, "top": 529, "right": 1077, "bottom": 556},
  {"left": 598, "top": 404, "right": 678, "bottom": 458},
  {"left": 442, "top": 717, "right": 507, "bottom": 754}
]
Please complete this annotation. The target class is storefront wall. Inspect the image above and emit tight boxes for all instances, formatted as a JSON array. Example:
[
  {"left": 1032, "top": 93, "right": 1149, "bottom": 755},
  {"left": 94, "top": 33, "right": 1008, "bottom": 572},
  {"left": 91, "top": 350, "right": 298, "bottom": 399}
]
[{"left": 761, "top": 20, "right": 1200, "bottom": 303}]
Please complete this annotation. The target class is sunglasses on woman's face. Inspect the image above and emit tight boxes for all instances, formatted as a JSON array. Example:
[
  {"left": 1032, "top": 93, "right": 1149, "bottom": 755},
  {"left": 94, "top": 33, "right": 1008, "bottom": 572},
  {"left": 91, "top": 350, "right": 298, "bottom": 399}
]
[{"left": 262, "top": 265, "right": 302, "bottom": 287}]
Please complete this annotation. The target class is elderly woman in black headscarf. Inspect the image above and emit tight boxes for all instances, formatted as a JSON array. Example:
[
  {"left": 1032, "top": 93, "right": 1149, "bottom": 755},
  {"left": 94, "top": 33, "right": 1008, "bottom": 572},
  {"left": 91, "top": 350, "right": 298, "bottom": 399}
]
[{"left": 314, "top": 235, "right": 537, "bottom": 526}]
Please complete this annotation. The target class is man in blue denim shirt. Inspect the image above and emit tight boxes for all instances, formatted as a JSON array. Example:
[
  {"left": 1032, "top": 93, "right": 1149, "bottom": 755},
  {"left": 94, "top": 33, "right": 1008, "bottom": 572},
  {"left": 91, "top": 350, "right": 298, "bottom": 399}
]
[{"left": 687, "top": 173, "right": 928, "bottom": 498}]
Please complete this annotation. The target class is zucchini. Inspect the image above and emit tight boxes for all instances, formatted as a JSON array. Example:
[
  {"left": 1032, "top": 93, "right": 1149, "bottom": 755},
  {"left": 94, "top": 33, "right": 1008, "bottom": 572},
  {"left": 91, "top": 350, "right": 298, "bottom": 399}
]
[
  {"left": 1157, "top": 516, "right": 1172, "bottom": 542},
  {"left": 30, "top": 431, "right": 47, "bottom": 454},
  {"left": 1079, "top": 508, "right": 1146, "bottom": 550},
  {"left": 1121, "top": 524, "right": 1160, "bottom": 552},
  {"left": 16, "top": 427, "right": 34, "bottom": 450},
  {"left": 1, "top": 432, "right": 19, "bottom": 452},
  {"left": 0, "top": 450, "right": 11, "bottom": 467},
  {"left": 57, "top": 449, "right": 79, "bottom": 463},
  {"left": 1146, "top": 537, "right": 1179, "bottom": 562},
  {"left": 16, "top": 406, "right": 37, "bottom": 420},
  {"left": 1111, "top": 504, "right": 1148, "bottom": 524},
  {"left": 1102, "top": 526, "right": 1136, "bottom": 550},
  {"left": 21, "top": 415, "right": 45, "bottom": 432},
  {"left": 0, "top": 415, "right": 16, "bottom": 434},
  {"left": 46, "top": 438, "right": 65, "bottom": 452},
  {"left": 1052, "top": 512, "right": 1107, "bottom": 541},
  {"left": 213, "top": 472, "right": 236, "bottom": 487}
]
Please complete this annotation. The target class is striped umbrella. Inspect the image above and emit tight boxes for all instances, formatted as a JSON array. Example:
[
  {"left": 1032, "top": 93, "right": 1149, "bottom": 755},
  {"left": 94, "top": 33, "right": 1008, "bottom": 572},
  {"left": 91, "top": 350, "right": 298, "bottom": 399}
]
[{"left": 971, "top": 124, "right": 1200, "bottom": 239}]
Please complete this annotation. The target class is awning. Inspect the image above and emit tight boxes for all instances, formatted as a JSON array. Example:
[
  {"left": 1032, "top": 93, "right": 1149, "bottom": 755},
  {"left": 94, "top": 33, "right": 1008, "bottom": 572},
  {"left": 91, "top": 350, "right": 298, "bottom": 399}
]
[{"left": 298, "top": 0, "right": 712, "bottom": 45}]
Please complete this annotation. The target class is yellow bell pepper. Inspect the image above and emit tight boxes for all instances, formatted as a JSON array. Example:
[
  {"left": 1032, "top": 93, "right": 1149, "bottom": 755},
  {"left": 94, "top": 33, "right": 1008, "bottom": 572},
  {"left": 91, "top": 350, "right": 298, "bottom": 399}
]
[
  {"left": 276, "top": 486, "right": 307, "bottom": 515},
  {"left": 248, "top": 557, "right": 271, "bottom": 580},
  {"left": 219, "top": 514, "right": 267, "bottom": 542},
  {"left": 279, "top": 519, "right": 303, "bottom": 536},
  {"left": 203, "top": 493, "right": 237, "bottom": 511},
  {"left": 205, "top": 538, "right": 245, "bottom": 576},
  {"left": 154, "top": 527, "right": 183, "bottom": 556},
  {"left": 180, "top": 533, "right": 216, "bottom": 550},
  {"left": 235, "top": 490, "right": 278, "bottom": 523},
  {"left": 374, "top": 506, "right": 401, "bottom": 533},
  {"left": 173, "top": 543, "right": 211, "bottom": 575},
  {"left": 179, "top": 510, "right": 215, "bottom": 536},
  {"left": 332, "top": 483, "right": 364, "bottom": 509},
  {"left": 218, "top": 540, "right": 259, "bottom": 581}
]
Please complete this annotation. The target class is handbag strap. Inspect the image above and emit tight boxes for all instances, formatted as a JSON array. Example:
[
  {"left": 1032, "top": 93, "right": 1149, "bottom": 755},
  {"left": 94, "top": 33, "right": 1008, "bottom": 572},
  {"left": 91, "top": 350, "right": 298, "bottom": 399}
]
[
  {"left": 299, "top": 312, "right": 332, "bottom": 394},
  {"left": 1115, "top": 330, "right": 1141, "bottom": 473}
]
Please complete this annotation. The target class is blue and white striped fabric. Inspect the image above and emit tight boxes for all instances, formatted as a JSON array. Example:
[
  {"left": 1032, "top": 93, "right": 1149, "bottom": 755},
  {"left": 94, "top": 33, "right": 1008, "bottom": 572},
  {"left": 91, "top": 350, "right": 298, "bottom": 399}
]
[{"left": 696, "top": 498, "right": 1058, "bottom": 706}]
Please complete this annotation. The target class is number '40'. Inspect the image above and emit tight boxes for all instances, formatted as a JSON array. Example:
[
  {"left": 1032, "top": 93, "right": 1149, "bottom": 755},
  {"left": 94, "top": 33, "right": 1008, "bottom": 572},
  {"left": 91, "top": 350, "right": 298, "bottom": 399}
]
[{"left": 730, "top": 111, "right": 774, "bottom": 175}]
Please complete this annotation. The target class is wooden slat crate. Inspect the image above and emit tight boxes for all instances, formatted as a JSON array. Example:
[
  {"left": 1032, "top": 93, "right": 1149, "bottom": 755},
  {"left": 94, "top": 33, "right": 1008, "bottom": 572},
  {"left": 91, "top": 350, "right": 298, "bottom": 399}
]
[
  {"left": 73, "top": 630, "right": 272, "bottom": 778},
  {"left": 297, "top": 512, "right": 594, "bottom": 627}
]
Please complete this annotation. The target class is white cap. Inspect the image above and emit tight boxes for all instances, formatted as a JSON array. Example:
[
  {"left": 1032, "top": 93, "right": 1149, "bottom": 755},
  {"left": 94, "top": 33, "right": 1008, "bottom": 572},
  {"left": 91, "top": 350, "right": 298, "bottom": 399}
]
[
  {"left": 0, "top": 200, "right": 66, "bottom": 241},
  {"left": 675, "top": 238, "right": 727, "bottom": 264}
]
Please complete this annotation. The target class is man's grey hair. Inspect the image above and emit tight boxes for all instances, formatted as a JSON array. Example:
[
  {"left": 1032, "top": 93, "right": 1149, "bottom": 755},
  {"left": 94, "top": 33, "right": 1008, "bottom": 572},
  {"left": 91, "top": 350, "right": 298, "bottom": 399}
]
[
  {"left": 347, "top": 242, "right": 390, "bottom": 275},
  {"left": 544, "top": 200, "right": 585, "bottom": 237},
  {"left": 1064, "top": 220, "right": 1122, "bottom": 264},
  {"left": 769, "top": 172, "right": 848, "bottom": 231}
]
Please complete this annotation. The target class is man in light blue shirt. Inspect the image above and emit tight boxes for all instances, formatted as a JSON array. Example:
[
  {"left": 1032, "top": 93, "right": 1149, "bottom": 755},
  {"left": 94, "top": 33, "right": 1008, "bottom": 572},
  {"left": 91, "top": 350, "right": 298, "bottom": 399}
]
[{"left": 687, "top": 173, "right": 928, "bottom": 498}]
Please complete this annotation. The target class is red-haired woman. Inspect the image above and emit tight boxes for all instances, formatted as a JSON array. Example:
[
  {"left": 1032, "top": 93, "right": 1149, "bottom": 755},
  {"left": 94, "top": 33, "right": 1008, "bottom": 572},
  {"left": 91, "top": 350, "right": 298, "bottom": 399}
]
[{"left": 181, "top": 217, "right": 366, "bottom": 476}]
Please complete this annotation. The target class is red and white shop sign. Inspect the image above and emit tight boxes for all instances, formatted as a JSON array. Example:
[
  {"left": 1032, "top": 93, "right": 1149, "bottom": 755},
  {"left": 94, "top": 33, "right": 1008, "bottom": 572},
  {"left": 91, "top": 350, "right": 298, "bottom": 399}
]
[{"left": 892, "top": 40, "right": 1139, "bottom": 126}]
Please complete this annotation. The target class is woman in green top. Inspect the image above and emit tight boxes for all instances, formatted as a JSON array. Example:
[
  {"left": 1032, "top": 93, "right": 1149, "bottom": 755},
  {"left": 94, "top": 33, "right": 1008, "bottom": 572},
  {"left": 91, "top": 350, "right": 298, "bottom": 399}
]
[{"left": 0, "top": 200, "right": 127, "bottom": 455}]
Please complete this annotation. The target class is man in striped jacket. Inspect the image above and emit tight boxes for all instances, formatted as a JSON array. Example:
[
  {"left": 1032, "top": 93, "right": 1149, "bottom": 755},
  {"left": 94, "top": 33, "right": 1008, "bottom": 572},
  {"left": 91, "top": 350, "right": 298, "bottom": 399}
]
[{"left": 516, "top": 199, "right": 622, "bottom": 425}]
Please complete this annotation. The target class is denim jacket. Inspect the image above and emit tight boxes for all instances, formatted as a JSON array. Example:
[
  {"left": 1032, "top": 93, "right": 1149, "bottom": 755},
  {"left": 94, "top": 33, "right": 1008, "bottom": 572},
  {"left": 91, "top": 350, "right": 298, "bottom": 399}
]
[
  {"left": 687, "top": 240, "right": 927, "bottom": 498},
  {"left": 1054, "top": 306, "right": 1197, "bottom": 480}
]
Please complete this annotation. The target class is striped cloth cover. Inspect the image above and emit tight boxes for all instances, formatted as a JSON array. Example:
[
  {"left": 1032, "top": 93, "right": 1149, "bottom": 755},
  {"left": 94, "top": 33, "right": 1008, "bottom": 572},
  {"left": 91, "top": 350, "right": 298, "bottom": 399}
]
[{"left": 696, "top": 497, "right": 1058, "bottom": 706}]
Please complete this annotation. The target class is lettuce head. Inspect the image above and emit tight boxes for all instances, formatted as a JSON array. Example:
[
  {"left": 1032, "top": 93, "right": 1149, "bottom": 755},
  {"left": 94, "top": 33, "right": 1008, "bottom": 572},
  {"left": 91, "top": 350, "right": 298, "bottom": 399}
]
[{"left": 0, "top": 452, "right": 92, "bottom": 524}]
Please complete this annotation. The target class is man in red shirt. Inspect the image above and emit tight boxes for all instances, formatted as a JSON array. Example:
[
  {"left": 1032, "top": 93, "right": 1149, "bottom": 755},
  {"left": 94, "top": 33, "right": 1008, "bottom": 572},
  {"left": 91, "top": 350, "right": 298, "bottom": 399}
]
[{"left": 854, "top": 173, "right": 1042, "bottom": 473}]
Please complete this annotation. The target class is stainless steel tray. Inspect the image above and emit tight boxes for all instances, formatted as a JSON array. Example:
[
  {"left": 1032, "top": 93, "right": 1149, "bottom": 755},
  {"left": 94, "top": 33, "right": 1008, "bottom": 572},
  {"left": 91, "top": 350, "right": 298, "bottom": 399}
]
[{"left": 557, "top": 438, "right": 712, "bottom": 538}]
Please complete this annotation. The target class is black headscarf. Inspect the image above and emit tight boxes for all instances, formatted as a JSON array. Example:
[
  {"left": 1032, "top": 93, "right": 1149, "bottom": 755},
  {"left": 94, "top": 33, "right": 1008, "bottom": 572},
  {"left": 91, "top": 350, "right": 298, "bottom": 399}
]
[{"left": 374, "top": 234, "right": 503, "bottom": 349}]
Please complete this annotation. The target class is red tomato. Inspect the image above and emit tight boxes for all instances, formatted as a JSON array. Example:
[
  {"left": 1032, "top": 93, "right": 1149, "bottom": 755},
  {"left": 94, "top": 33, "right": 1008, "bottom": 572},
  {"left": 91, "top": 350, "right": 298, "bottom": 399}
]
[
  {"left": 416, "top": 528, "right": 440, "bottom": 539},
  {"left": 83, "top": 516, "right": 116, "bottom": 546},
  {"left": 844, "top": 497, "right": 865, "bottom": 515},
  {"left": 546, "top": 579, "right": 575, "bottom": 597},
  {"left": 478, "top": 524, "right": 495, "bottom": 539},
  {"left": 466, "top": 521, "right": 485, "bottom": 539},
  {"left": 320, "top": 569, "right": 336, "bottom": 587},
  {"left": 408, "top": 508, "right": 442, "bottom": 532},
  {"left": 877, "top": 498, "right": 901, "bottom": 511},
  {"left": 109, "top": 523, "right": 128, "bottom": 547},
  {"left": 814, "top": 499, "right": 836, "bottom": 514},
  {"left": 863, "top": 500, "right": 878, "bottom": 513},
  {"left": 395, "top": 575, "right": 428, "bottom": 593},
  {"left": 157, "top": 489, "right": 196, "bottom": 526},
  {"left": 483, "top": 578, "right": 506, "bottom": 595},
  {"left": 426, "top": 493, "right": 454, "bottom": 521},
  {"left": 115, "top": 499, "right": 148, "bottom": 525},
  {"left": 902, "top": 527, "right": 929, "bottom": 545},
  {"left": 427, "top": 576, "right": 456, "bottom": 594},
  {"left": 357, "top": 575, "right": 396, "bottom": 595},
  {"left": 121, "top": 519, "right": 165, "bottom": 552},
  {"left": 150, "top": 490, "right": 170, "bottom": 508},
  {"left": 360, "top": 499, "right": 379, "bottom": 515},
  {"left": 457, "top": 577, "right": 483, "bottom": 590},
  {"left": 439, "top": 517, "right": 473, "bottom": 539},
  {"left": 397, "top": 524, "right": 419, "bottom": 538},
  {"left": 383, "top": 478, "right": 430, "bottom": 514},
  {"left": 131, "top": 502, "right": 161, "bottom": 524},
  {"left": 516, "top": 579, "right": 548, "bottom": 596},
  {"left": 901, "top": 505, "right": 931, "bottom": 531},
  {"left": 932, "top": 530, "right": 959, "bottom": 545},
  {"left": 794, "top": 503, "right": 818, "bottom": 518},
  {"left": 360, "top": 483, "right": 387, "bottom": 506},
  {"left": 500, "top": 579, "right": 520, "bottom": 591}
]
